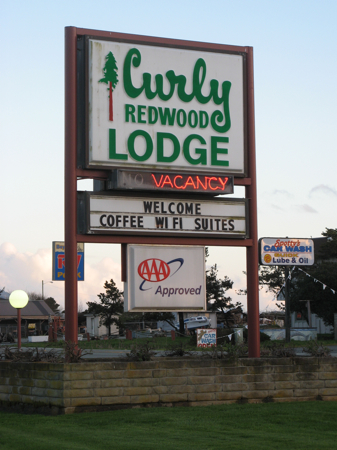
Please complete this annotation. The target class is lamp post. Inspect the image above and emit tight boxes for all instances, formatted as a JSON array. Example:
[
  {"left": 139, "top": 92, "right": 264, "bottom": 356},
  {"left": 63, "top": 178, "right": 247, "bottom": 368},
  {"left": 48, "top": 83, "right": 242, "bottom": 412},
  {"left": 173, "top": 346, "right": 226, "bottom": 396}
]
[
  {"left": 9, "top": 290, "right": 29, "bottom": 350},
  {"left": 42, "top": 280, "right": 53, "bottom": 299}
]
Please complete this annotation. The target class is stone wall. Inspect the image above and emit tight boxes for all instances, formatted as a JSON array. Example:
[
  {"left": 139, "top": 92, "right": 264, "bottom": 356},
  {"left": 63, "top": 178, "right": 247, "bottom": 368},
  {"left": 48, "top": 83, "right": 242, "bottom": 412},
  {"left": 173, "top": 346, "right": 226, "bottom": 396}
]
[{"left": 0, "top": 357, "right": 337, "bottom": 414}]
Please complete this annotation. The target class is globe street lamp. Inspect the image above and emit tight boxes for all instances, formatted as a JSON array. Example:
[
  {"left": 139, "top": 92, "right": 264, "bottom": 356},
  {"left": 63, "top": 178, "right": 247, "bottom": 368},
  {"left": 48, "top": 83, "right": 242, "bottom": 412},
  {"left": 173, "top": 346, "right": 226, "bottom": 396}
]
[
  {"left": 9, "top": 290, "right": 29, "bottom": 350},
  {"left": 42, "top": 280, "right": 53, "bottom": 299}
]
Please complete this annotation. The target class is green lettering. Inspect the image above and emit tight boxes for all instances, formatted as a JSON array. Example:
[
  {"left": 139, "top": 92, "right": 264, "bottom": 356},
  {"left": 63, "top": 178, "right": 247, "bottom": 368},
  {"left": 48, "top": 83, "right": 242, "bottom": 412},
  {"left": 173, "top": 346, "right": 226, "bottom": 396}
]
[
  {"left": 188, "top": 110, "right": 198, "bottom": 128},
  {"left": 125, "top": 104, "right": 136, "bottom": 123},
  {"left": 109, "top": 129, "right": 127, "bottom": 160},
  {"left": 177, "top": 109, "right": 187, "bottom": 127},
  {"left": 211, "top": 136, "right": 229, "bottom": 166},
  {"left": 158, "top": 107, "right": 176, "bottom": 126},
  {"left": 123, "top": 48, "right": 144, "bottom": 98},
  {"left": 148, "top": 106, "right": 158, "bottom": 124},
  {"left": 183, "top": 134, "right": 207, "bottom": 165},
  {"left": 123, "top": 48, "right": 231, "bottom": 134},
  {"left": 210, "top": 81, "right": 231, "bottom": 133},
  {"left": 137, "top": 105, "right": 146, "bottom": 123},
  {"left": 193, "top": 59, "right": 212, "bottom": 104},
  {"left": 199, "top": 111, "right": 209, "bottom": 128},
  {"left": 157, "top": 133, "right": 180, "bottom": 163},
  {"left": 127, "top": 130, "right": 153, "bottom": 162}
]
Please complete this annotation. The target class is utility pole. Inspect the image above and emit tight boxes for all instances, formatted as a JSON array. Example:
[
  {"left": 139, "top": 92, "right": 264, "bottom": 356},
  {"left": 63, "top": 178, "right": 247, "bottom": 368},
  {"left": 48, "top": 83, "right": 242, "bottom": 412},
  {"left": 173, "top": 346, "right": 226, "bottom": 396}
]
[{"left": 284, "top": 267, "right": 291, "bottom": 343}]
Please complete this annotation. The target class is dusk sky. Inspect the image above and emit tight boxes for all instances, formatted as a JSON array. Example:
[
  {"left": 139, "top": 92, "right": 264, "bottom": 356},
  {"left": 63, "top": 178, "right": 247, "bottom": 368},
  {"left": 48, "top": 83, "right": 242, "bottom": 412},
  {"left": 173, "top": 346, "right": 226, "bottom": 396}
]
[{"left": 1, "top": 0, "right": 336, "bottom": 312}]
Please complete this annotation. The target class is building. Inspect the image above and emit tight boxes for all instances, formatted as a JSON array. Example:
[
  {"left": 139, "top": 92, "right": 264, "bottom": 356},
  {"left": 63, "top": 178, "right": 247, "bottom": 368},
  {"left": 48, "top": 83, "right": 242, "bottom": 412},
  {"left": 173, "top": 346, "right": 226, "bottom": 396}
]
[
  {"left": 85, "top": 314, "right": 119, "bottom": 338},
  {"left": 0, "top": 291, "right": 56, "bottom": 337}
]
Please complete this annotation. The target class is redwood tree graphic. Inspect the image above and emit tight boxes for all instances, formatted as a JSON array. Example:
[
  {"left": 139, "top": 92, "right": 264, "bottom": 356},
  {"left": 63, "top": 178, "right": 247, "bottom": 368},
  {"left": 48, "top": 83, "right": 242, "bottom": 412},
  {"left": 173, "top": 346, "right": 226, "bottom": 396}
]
[{"left": 99, "top": 52, "right": 118, "bottom": 121}]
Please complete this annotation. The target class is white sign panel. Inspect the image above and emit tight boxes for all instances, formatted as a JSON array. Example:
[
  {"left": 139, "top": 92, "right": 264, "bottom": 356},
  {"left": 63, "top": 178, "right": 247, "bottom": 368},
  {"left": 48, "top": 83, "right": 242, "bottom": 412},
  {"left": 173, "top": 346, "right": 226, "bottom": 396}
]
[
  {"left": 87, "top": 194, "right": 247, "bottom": 237},
  {"left": 259, "top": 238, "right": 314, "bottom": 266},
  {"left": 88, "top": 39, "right": 245, "bottom": 174},
  {"left": 124, "top": 245, "right": 206, "bottom": 311},
  {"left": 197, "top": 329, "right": 217, "bottom": 347}
]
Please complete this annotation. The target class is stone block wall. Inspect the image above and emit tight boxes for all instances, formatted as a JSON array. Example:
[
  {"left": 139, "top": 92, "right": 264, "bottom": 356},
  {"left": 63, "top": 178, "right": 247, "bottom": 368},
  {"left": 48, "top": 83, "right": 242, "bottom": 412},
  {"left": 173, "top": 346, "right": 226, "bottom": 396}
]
[{"left": 0, "top": 357, "right": 336, "bottom": 414}]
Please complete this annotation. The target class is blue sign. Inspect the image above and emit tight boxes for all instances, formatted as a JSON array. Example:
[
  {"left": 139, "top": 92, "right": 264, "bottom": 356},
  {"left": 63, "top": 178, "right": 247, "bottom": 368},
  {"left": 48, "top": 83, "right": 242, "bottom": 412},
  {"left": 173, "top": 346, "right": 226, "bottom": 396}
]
[{"left": 52, "top": 242, "right": 84, "bottom": 281}]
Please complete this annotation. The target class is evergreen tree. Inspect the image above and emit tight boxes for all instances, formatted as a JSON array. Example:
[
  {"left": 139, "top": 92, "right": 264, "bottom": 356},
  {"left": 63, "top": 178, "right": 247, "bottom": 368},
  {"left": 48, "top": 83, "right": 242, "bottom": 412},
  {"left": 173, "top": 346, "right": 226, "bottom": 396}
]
[
  {"left": 290, "top": 228, "right": 337, "bottom": 326},
  {"left": 87, "top": 279, "right": 123, "bottom": 335},
  {"left": 206, "top": 262, "right": 241, "bottom": 327},
  {"left": 99, "top": 52, "right": 119, "bottom": 121}
]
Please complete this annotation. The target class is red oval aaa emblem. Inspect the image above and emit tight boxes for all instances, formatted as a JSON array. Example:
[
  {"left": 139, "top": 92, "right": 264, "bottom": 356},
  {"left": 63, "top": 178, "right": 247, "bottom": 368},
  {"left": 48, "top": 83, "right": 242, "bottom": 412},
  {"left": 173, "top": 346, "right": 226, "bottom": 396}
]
[{"left": 138, "top": 258, "right": 170, "bottom": 282}]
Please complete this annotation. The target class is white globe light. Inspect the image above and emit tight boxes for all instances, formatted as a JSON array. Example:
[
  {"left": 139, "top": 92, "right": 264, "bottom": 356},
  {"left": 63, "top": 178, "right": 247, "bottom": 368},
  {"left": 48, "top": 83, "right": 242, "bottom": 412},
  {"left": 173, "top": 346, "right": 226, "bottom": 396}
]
[{"left": 9, "top": 290, "right": 29, "bottom": 309}]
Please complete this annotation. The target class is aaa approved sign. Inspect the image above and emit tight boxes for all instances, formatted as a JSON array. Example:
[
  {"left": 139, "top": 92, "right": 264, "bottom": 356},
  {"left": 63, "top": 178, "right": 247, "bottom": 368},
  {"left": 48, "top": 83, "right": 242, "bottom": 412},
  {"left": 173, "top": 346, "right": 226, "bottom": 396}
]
[{"left": 124, "top": 245, "right": 206, "bottom": 312}]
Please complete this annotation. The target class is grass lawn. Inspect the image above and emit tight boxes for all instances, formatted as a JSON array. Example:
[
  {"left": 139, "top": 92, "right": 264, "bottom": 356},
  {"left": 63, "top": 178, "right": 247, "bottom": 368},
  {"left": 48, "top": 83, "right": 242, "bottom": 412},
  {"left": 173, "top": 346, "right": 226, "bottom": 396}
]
[{"left": 0, "top": 401, "right": 336, "bottom": 450}]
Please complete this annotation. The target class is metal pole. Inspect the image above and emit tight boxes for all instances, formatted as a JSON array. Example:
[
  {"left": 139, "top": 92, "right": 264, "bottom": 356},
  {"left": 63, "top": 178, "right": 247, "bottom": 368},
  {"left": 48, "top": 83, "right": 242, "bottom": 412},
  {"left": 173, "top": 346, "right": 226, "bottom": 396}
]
[
  {"left": 285, "top": 267, "right": 291, "bottom": 342},
  {"left": 17, "top": 309, "right": 21, "bottom": 350},
  {"left": 65, "top": 26, "right": 78, "bottom": 344},
  {"left": 245, "top": 46, "right": 260, "bottom": 357},
  {"left": 42, "top": 280, "right": 44, "bottom": 299},
  {"left": 307, "top": 300, "right": 312, "bottom": 328}
]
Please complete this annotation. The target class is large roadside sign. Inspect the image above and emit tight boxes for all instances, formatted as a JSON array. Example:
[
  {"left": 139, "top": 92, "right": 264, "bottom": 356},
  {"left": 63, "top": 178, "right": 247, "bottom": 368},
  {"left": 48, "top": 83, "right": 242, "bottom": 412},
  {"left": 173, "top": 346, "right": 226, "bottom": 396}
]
[
  {"left": 86, "top": 38, "right": 246, "bottom": 175},
  {"left": 65, "top": 27, "right": 260, "bottom": 357}
]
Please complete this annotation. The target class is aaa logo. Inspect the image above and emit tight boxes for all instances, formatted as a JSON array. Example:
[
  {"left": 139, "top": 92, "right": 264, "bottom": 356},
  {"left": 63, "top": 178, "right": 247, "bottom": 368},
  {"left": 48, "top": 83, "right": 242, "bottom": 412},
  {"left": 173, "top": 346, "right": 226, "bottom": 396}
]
[
  {"left": 138, "top": 259, "right": 170, "bottom": 282},
  {"left": 137, "top": 258, "right": 184, "bottom": 291},
  {"left": 99, "top": 52, "right": 119, "bottom": 121}
]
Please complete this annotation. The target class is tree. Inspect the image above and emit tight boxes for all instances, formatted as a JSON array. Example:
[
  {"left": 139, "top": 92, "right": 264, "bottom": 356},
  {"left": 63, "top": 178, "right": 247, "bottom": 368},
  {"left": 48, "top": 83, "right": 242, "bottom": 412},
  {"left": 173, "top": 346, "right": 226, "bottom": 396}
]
[
  {"left": 289, "top": 228, "right": 337, "bottom": 326},
  {"left": 26, "top": 292, "right": 60, "bottom": 313},
  {"left": 119, "top": 311, "right": 177, "bottom": 331},
  {"left": 99, "top": 52, "right": 119, "bottom": 121},
  {"left": 206, "top": 263, "right": 241, "bottom": 327},
  {"left": 44, "top": 297, "right": 61, "bottom": 313},
  {"left": 87, "top": 279, "right": 123, "bottom": 336}
]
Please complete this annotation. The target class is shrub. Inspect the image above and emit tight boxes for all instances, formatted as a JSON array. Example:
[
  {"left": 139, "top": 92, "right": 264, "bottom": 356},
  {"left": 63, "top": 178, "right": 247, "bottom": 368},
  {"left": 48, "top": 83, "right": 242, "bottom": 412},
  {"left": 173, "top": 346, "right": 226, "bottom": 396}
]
[
  {"left": 302, "top": 340, "right": 331, "bottom": 357},
  {"left": 127, "top": 341, "right": 156, "bottom": 361}
]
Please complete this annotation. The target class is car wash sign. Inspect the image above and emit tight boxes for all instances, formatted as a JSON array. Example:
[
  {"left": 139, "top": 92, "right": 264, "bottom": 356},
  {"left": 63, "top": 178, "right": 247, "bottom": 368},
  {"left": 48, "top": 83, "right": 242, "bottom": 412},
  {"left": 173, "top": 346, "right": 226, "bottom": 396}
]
[
  {"left": 259, "top": 238, "right": 314, "bottom": 266},
  {"left": 124, "top": 245, "right": 206, "bottom": 311},
  {"left": 87, "top": 39, "right": 246, "bottom": 175}
]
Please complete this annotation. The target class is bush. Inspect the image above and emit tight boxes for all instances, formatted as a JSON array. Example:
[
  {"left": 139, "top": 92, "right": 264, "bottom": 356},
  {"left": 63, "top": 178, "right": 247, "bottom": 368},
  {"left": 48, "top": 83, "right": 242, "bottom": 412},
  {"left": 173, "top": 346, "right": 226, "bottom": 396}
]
[
  {"left": 127, "top": 341, "right": 156, "bottom": 361},
  {"left": 260, "top": 332, "right": 271, "bottom": 342},
  {"left": 317, "top": 333, "right": 334, "bottom": 341},
  {"left": 165, "top": 341, "right": 193, "bottom": 357},
  {"left": 302, "top": 340, "right": 331, "bottom": 357}
]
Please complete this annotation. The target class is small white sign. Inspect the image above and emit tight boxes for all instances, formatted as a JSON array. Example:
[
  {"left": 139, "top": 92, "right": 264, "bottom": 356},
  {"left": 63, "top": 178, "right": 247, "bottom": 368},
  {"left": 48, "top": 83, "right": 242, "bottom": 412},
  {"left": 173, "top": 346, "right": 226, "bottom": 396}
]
[
  {"left": 197, "top": 329, "right": 217, "bottom": 347},
  {"left": 124, "top": 245, "right": 206, "bottom": 312},
  {"left": 259, "top": 238, "right": 314, "bottom": 266},
  {"left": 87, "top": 194, "right": 247, "bottom": 237}
]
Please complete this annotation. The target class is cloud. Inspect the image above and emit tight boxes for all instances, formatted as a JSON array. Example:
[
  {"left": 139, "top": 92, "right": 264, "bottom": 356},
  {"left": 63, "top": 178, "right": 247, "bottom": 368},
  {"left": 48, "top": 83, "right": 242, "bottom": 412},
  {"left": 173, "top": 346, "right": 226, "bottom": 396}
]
[
  {"left": 271, "top": 190, "right": 293, "bottom": 198},
  {"left": 295, "top": 204, "right": 318, "bottom": 213},
  {"left": 270, "top": 204, "right": 284, "bottom": 211},
  {"left": 0, "top": 243, "right": 122, "bottom": 309},
  {"left": 309, "top": 185, "right": 337, "bottom": 197}
]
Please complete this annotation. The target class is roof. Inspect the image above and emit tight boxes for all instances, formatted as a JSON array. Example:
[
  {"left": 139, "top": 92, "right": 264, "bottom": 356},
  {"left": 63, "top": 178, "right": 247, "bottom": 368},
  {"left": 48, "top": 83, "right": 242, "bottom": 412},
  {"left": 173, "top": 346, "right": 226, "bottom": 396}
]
[
  {"left": 0, "top": 290, "right": 10, "bottom": 300},
  {"left": 0, "top": 300, "right": 55, "bottom": 319}
]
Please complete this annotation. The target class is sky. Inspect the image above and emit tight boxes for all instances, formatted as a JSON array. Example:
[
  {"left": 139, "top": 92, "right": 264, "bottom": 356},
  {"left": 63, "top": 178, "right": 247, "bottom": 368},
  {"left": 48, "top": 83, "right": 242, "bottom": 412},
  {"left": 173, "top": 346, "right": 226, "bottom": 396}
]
[{"left": 1, "top": 0, "right": 336, "bottom": 313}]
